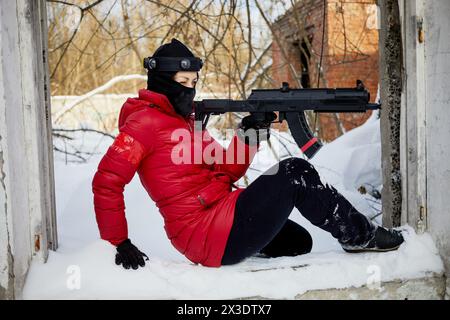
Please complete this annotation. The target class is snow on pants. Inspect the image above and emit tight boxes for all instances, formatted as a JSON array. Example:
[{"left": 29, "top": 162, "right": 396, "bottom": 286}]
[{"left": 221, "top": 157, "right": 376, "bottom": 265}]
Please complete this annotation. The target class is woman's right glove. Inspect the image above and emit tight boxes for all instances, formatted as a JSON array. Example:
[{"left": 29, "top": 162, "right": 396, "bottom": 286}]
[
  {"left": 115, "top": 238, "right": 149, "bottom": 270},
  {"left": 237, "top": 112, "right": 277, "bottom": 145}
]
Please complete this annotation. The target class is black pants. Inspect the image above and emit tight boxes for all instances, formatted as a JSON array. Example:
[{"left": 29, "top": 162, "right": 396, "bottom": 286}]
[{"left": 221, "top": 157, "right": 376, "bottom": 265}]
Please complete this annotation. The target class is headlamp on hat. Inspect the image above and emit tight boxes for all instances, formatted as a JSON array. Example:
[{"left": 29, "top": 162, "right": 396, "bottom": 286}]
[{"left": 143, "top": 56, "right": 204, "bottom": 72}]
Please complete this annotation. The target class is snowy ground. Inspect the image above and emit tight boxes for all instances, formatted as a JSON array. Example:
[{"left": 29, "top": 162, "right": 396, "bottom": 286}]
[{"left": 22, "top": 111, "right": 444, "bottom": 299}]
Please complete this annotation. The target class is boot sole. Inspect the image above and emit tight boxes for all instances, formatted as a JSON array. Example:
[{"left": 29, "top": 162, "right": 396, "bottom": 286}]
[{"left": 342, "top": 245, "right": 401, "bottom": 253}]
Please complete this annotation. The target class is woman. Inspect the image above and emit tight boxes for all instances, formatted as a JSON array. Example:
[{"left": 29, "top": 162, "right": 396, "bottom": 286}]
[{"left": 92, "top": 38, "right": 404, "bottom": 270}]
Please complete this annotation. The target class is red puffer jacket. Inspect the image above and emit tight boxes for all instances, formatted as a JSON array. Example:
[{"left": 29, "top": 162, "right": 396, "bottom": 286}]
[{"left": 92, "top": 89, "right": 259, "bottom": 267}]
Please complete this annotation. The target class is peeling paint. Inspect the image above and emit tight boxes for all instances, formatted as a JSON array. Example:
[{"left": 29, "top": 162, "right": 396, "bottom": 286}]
[
  {"left": 0, "top": 136, "right": 15, "bottom": 300},
  {"left": 379, "top": 0, "right": 403, "bottom": 227}
]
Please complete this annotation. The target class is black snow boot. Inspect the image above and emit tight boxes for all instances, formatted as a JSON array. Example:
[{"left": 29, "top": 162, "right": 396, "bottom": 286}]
[{"left": 341, "top": 226, "right": 404, "bottom": 253}]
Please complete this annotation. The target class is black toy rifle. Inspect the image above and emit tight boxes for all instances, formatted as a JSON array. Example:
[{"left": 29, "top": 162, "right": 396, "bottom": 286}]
[{"left": 193, "top": 80, "right": 380, "bottom": 159}]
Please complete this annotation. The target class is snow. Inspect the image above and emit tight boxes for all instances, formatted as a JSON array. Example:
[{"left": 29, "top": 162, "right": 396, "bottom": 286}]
[
  {"left": 23, "top": 227, "right": 443, "bottom": 300},
  {"left": 22, "top": 110, "right": 444, "bottom": 299}
]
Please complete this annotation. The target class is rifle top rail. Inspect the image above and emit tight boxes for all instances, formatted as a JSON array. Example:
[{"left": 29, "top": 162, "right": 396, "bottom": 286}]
[{"left": 194, "top": 86, "right": 380, "bottom": 114}]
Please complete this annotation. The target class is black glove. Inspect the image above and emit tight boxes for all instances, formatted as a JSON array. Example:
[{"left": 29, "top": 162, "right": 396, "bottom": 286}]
[
  {"left": 115, "top": 239, "right": 149, "bottom": 270},
  {"left": 237, "top": 112, "right": 277, "bottom": 145}
]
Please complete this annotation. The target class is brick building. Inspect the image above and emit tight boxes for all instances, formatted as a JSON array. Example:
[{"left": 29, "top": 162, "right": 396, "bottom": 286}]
[{"left": 271, "top": 0, "right": 379, "bottom": 141}]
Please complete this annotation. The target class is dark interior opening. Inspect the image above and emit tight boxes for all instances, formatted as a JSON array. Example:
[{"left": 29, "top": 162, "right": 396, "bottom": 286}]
[{"left": 300, "top": 39, "right": 311, "bottom": 88}]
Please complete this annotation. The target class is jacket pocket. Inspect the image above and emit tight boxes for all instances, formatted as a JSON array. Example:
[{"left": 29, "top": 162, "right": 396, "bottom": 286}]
[{"left": 196, "top": 181, "right": 231, "bottom": 208}]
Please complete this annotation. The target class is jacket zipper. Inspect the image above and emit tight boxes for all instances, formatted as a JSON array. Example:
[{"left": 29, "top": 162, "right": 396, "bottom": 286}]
[{"left": 186, "top": 119, "right": 193, "bottom": 133}]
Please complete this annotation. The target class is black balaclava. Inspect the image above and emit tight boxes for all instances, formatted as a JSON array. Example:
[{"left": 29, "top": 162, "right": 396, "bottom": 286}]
[{"left": 147, "top": 39, "right": 198, "bottom": 118}]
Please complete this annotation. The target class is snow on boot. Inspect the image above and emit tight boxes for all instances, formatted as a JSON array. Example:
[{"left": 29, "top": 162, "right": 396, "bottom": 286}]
[{"left": 341, "top": 226, "right": 404, "bottom": 253}]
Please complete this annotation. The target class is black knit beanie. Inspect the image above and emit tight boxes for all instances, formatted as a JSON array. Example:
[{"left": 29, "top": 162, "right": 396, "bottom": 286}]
[{"left": 147, "top": 39, "right": 199, "bottom": 117}]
